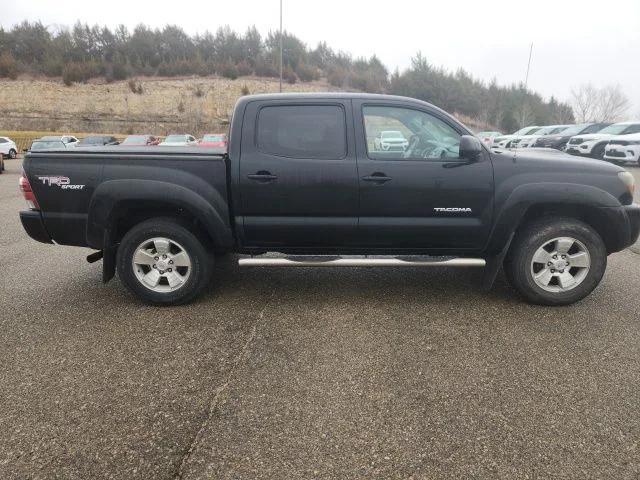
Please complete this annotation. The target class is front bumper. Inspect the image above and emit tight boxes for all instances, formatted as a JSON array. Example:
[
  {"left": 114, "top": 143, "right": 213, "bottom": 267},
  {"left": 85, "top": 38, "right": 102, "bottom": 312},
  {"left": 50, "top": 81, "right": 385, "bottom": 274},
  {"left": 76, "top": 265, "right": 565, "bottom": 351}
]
[
  {"left": 604, "top": 145, "right": 640, "bottom": 163},
  {"left": 626, "top": 203, "right": 640, "bottom": 246},
  {"left": 20, "top": 210, "right": 53, "bottom": 244}
]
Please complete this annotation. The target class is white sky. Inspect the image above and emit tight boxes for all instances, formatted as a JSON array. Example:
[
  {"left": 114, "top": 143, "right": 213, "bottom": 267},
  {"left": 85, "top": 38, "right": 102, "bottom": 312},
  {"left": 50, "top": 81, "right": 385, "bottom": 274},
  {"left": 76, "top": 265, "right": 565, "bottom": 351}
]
[{"left": 3, "top": 0, "right": 640, "bottom": 115}]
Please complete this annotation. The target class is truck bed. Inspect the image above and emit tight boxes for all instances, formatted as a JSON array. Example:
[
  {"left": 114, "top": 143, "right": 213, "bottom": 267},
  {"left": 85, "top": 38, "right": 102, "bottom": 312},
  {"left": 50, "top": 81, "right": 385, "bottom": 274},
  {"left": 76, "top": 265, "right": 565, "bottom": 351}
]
[{"left": 23, "top": 146, "right": 232, "bottom": 249}]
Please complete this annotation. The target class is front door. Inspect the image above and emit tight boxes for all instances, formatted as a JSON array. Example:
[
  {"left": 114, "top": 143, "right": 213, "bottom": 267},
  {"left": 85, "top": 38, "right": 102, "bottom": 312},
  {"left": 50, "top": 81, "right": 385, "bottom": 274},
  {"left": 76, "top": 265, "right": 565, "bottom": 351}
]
[
  {"left": 238, "top": 99, "right": 359, "bottom": 248},
  {"left": 354, "top": 101, "right": 494, "bottom": 251}
]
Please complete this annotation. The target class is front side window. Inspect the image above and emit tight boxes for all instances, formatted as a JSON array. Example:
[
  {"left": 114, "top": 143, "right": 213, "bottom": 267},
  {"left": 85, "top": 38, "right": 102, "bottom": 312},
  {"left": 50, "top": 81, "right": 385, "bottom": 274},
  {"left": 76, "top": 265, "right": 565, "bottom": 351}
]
[
  {"left": 623, "top": 124, "right": 640, "bottom": 135},
  {"left": 363, "top": 106, "right": 461, "bottom": 160},
  {"left": 257, "top": 105, "right": 346, "bottom": 159}
]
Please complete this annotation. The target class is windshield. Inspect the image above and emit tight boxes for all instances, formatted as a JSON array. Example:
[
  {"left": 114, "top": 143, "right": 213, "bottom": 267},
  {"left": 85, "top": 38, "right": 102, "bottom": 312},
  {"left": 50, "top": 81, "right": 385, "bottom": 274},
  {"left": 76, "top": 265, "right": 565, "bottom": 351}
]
[
  {"left": 31, "top": 141, "right": 64, "bottom": 150},
  {"left": 534, "top": 127, "right": 558, "bottom": 135},
  {"left": 557, "top": 124, "right": 588, "bottom": 136},
  {"left": 598, "top": 124, "right": 633, "bottom": 135},
  {"left": 164, "top": 135, "right": 187, "bottom": 142},
  {"left": 203, "top": 135, "right": 225, "bottom": 142},
  {"left": 381, "top": 131, "right": 405, "bottom": 139},
  {"left": 513, "top": 126, "right": 539, "bottom": 135},
  {"left": 80, "top": 137, "right": 107, "bottom": 145}
]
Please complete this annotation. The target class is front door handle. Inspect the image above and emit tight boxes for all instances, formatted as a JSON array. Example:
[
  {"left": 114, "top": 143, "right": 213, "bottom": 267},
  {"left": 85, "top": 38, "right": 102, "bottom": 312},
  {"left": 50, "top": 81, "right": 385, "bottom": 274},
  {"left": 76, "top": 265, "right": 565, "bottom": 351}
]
[
  {"left": 362, "top": 172, "right": 392, "bottom": 183},
  {"left": 247, "top": 171, "right": 278, "bottom": 182}
]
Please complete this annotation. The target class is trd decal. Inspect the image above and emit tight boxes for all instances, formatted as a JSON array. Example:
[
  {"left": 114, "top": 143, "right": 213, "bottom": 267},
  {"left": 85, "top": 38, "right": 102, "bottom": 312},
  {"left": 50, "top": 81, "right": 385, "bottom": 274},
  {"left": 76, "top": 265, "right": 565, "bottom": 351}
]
[{"left": 37, "top": 176, "right": 85, "bottom": 190}]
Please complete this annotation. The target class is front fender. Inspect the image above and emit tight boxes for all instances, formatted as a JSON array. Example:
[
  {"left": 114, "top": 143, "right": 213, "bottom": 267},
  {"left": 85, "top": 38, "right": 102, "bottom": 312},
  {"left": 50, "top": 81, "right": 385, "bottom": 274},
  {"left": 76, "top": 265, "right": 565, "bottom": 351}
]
[
  {"left": 485, "top": 182, "right": 622, "bottom": 254},
  {"left": 87, "top": 179, "right": 233, "bottom": 249}
]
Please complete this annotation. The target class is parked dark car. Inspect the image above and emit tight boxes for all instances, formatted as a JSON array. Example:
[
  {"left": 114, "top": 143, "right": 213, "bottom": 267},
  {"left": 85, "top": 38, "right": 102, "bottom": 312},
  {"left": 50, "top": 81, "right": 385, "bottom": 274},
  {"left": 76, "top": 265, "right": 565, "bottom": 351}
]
[
  {"left": 78, "top": 135, "right": 120, "bottom": 146},
  {"left": 121, "top": 135, "right": 161, "bottom": 146},
  {"left": 533, "top": 123, "right": 610, "bottom": 150},
  {"left": 18, "top": 93, "right": 640, "bottom": 307}
]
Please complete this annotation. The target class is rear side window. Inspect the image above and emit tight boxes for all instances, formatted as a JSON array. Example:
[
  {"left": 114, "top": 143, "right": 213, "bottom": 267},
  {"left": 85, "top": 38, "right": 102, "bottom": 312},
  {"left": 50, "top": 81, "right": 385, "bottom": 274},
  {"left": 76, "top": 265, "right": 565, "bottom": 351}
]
[
  {"left": 257, "top": 105, "right": 346, "bottom": 159},
  {"left": 624, "top": 124, "right": 640, "bottom": 134}
]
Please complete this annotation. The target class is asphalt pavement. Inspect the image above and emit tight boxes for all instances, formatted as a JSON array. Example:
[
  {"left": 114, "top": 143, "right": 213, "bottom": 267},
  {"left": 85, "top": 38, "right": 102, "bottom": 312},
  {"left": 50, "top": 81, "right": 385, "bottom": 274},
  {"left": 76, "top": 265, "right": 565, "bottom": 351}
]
[{"left": 1, "top": 158, "right": 639, "bottom": 479}]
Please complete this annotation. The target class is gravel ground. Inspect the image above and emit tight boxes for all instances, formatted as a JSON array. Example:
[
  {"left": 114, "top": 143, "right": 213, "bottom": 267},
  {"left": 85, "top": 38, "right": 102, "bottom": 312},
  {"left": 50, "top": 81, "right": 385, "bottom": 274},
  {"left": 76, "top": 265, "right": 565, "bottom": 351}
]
[{"left": 0, "top": 159, "right": 639, "bottom": 479}]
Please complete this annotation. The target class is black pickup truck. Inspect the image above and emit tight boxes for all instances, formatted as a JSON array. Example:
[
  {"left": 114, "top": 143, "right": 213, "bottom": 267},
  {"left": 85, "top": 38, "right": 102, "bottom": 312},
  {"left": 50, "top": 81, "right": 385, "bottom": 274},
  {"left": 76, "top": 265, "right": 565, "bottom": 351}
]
[{"left": 19, "top": 93, "right": 639, "bottom": 306}]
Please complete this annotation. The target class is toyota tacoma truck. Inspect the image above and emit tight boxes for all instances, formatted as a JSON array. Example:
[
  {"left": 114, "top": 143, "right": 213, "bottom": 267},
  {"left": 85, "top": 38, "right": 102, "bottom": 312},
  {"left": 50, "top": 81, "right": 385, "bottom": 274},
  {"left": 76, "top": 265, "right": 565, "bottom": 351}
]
[{"left": 18, "top": 93, "right": 640, "bottom": 306}]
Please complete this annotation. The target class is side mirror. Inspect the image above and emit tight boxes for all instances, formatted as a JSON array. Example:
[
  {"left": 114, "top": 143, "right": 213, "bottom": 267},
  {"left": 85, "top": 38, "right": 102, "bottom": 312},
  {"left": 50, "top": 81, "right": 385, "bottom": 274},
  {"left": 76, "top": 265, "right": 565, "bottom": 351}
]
[{"left": 459, "top": 135, "right": 482, "bottom": 161}]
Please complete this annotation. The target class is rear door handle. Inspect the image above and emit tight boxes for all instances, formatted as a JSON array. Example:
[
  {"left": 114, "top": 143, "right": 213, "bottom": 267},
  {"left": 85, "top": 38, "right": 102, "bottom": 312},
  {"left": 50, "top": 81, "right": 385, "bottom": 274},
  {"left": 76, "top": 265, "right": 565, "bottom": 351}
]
[
  {"left": 247, "top": 171, "right": 278, "bottom": 182},
  {"left": 362, "top": 173, "right": 392, "bottom": 183}
]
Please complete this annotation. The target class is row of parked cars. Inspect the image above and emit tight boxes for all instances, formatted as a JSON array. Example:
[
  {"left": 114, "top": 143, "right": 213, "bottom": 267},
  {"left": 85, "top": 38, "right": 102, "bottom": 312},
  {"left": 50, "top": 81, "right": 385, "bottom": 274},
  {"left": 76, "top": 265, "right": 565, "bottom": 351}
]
[
  {"left": 26, "top": 133, "right": 229, "bottom": 151},
  {"left": 477, "top": 120, "right": 640, "bottom": 165}
]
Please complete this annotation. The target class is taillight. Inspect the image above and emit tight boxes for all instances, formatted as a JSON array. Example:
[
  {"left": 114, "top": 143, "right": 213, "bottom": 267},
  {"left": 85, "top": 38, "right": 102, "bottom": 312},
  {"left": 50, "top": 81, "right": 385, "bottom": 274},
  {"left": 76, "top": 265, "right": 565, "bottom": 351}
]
[{"left": 19, "top": 170, "right": 40, "bottom": 210}]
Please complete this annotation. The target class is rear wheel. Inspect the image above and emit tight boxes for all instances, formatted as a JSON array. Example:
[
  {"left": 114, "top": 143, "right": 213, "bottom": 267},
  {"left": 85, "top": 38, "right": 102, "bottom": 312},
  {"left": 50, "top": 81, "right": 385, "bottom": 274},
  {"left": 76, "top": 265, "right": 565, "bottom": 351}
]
[
  {"left": 116, "top": 218, "right": 213, "bottom": 305},
  {"left": 504, "top": 217, "right": 607, "bottom": 305},
  {"left": 8, "top": 149, "right": 17, "bottom": 160}
]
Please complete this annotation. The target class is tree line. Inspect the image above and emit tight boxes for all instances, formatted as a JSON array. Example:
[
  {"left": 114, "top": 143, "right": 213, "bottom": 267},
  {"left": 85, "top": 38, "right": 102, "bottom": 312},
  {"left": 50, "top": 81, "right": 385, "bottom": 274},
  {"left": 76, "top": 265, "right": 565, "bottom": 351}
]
[{"left": 0, "top": 21, "right": 574, "bottom": 132}]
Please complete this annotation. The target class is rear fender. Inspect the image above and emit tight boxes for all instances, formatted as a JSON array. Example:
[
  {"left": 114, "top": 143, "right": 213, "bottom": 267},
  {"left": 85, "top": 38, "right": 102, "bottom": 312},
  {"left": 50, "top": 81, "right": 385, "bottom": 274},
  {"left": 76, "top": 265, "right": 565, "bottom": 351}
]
[{"left": 87, "top": 179, "right": 233, "bottom": 250}]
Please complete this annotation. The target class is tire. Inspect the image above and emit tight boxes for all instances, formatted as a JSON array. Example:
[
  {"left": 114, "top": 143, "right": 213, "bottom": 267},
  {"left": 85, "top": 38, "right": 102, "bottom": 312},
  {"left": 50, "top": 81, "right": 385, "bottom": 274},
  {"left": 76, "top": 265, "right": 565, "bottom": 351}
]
[
  {"left": 504, "top": 217, "right": 607, "bottom": 306},
  {"left": 8, "top": 149, "right": 17, "bottom": 160},
  {"left": 116, "top": 218, "right": 213, "bottom": 305},
  {"left": 591, "top": 144, "right": 606, "bottom": 160}
]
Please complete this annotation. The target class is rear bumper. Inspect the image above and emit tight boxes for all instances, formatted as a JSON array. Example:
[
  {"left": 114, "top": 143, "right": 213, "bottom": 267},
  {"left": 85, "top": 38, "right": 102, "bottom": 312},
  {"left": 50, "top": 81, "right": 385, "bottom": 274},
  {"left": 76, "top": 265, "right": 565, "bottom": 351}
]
[{"left": 20, "top": 210, "right": 53, "bottom": 244}]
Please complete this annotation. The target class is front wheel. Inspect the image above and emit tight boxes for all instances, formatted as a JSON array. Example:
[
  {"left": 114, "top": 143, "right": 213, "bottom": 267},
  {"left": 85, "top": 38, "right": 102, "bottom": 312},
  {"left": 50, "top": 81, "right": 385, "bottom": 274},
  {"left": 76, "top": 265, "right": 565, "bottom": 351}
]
[
  {"left": 116, "top": 218, "right": 213, "bottom": 305},
  {"left": 504, "top": 217, "right": 607, "bottom": 305},
  {"left": 8, "top": 149, "right": 17, "bottom": 159}
]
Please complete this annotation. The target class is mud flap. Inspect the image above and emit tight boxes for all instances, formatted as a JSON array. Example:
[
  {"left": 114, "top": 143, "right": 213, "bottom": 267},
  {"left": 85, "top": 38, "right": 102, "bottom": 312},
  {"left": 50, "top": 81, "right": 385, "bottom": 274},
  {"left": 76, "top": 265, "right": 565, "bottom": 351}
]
[
  {"left": 481, "top": 232, "right": 514, "bottom": 291},
  {"left": 102, "top": 229, "right": 117, "bottom": 283}
]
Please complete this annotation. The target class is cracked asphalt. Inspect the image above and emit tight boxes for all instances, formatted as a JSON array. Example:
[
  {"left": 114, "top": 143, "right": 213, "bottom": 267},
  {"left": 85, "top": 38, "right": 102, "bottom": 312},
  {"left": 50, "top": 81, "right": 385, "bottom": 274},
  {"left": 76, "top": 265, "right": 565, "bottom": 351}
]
[{"left": 1, "top": 159, "right": 639, "bottom": 479}]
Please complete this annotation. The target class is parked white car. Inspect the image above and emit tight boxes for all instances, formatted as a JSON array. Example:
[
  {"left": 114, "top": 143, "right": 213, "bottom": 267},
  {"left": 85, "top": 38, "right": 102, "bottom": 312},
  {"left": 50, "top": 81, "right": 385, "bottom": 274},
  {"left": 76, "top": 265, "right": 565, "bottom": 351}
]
[
  {"left": 36, "top": 135, "right": 79, "bottom": 148},
  {"left": 0, "top": 136, "right": 18, "bottom": 161},
  {"left": 565, "top": 121, "right": 640, "bottom": 159},
  {"left": 603, "top": 133, "right": 640, "bottom": 165},
  {"left": 492, "top": 126, "right": 541, "bottom": 149},
  {"left": 374, "top": 130, "right": 409, "bottom": 151},
  {"left": 159, "top": 134, "right": 197, "bottom": 146},
  {"left": 514, "top": 125, "right": 572, "bottom": 149}
]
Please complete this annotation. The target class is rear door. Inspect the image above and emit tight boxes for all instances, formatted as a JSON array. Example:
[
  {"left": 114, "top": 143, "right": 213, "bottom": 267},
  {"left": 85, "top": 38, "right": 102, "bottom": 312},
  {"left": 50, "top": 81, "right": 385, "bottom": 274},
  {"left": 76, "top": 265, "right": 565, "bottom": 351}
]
[
  {"left": 238, "top": 99, "right": 359, "bottom": 248},
  {"left": 353, "top": 100, "right": 494, "bottom": 251}
]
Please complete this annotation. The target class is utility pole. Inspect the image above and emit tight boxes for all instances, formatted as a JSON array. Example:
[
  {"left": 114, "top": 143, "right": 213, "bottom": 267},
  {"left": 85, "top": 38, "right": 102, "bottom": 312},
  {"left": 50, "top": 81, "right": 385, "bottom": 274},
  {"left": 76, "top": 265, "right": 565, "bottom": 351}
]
[
  {"left": 279, "top": 0, "right": 283, "bottom": 93},
  {"left": 520, "top": 42, "right": 533, "bottom": 127}
]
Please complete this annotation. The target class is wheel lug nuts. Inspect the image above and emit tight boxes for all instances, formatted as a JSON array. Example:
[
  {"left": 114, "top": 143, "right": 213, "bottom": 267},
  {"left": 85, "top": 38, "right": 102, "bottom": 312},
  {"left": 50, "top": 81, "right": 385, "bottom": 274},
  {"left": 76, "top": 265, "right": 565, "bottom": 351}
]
[
  {"left": 152, "top": 264, "right": 156, "bottom": 269},
  {"left": 162, "top": 254, "right": 167, "bottom": 259},
  {"left": 168, "top": 268, "right": 172, "bottom": 272},
  {"left": 159, "top": 270, "right": 165, "bottom": 274},
  {"left": 547, "top": 262, "right": 552, "bottom": 266},
  {"left": 551, "top": 269, "right": 555, "bottom": 273},
  {"left": 560, "top": 270, "right": 564, "bottom": 273},
  {"left": 169, "top": 260, "right": 173, "bottom": 264},
  {"left": 154, "top": 256, "right": 159, "bottom": 261}
]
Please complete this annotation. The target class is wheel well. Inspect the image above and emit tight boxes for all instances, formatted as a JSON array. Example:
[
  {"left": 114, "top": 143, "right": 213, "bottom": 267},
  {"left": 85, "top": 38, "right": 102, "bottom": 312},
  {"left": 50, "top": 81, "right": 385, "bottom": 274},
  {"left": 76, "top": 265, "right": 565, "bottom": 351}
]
[
  {"left": 110, "top": 202, "right": 216, "bottom": 250},
  {"left": 517, "top": 203, "right": 617, "bottom": 253}
]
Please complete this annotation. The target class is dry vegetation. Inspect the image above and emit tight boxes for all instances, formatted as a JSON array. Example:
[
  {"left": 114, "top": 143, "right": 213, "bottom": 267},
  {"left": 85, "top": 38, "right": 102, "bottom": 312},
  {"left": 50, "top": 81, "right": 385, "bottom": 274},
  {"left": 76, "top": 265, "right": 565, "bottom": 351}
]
[{"left": 0, "top": 75, "right": 335, "bottom": 136}]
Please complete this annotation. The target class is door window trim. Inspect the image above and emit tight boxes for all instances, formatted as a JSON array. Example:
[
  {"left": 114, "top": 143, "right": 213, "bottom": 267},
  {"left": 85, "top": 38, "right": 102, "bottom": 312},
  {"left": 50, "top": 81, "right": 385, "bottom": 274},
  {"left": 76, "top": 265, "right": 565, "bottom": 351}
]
[
  {"left": 359, "top": 103, "right": 468, "bottom": 163},
  {"left": 254, "top": 103, "right": 349, "bottom": 160}
]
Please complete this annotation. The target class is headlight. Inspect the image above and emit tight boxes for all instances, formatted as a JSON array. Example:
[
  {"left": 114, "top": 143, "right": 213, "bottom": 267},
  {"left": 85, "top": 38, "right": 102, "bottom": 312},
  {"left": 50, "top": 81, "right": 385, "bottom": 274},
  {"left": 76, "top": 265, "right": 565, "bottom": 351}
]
[{"left": 618, "top": 171, "right": 636, "bottom": 196}]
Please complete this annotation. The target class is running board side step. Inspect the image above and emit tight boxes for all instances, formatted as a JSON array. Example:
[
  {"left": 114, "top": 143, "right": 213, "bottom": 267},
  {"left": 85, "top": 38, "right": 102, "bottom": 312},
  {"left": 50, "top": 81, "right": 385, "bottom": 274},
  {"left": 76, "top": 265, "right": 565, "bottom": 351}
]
[{"left": 238, "top": 256, "right": 486, "bottom": 268}]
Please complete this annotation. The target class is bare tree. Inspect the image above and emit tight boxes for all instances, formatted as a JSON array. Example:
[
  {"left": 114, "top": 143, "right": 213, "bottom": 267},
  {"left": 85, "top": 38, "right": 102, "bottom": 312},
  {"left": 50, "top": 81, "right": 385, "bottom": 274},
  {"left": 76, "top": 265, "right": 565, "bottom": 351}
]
[
  {"left": 571, "top": 84, "right": 630, "bottom": 123},
  {"left": 596, "top": 85, "right": 630, "bottom": 122}
]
